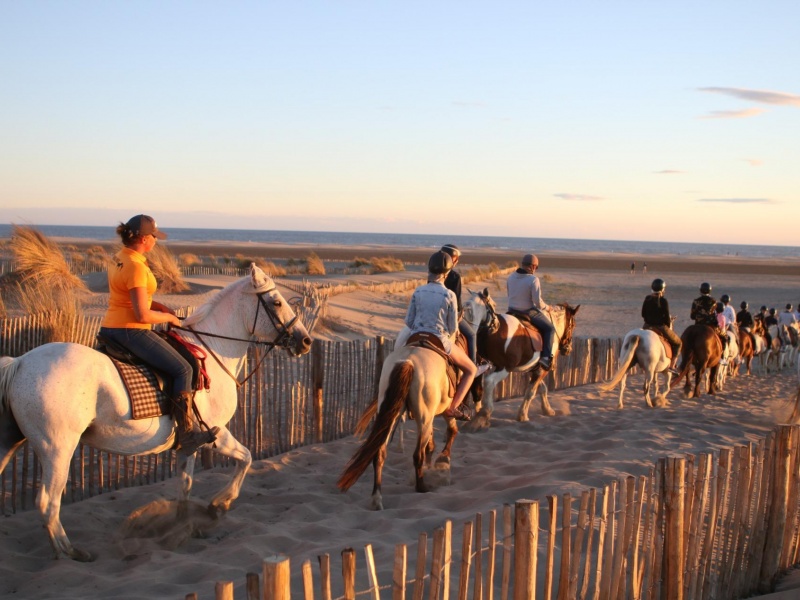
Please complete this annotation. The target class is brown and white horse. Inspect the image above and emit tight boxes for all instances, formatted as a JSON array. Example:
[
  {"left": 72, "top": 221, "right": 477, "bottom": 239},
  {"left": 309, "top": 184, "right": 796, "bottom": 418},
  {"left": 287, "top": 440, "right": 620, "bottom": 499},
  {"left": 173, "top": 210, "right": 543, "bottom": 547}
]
[{"left": 460, "top": 289, "right": 579, "bottom": 429}]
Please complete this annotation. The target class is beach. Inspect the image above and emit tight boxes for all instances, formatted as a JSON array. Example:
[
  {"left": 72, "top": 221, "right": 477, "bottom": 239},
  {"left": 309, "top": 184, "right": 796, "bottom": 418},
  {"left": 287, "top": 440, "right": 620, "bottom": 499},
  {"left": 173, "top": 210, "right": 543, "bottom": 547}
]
[{"left": 2, "top": 240, "right": 800, "bottom": 598}]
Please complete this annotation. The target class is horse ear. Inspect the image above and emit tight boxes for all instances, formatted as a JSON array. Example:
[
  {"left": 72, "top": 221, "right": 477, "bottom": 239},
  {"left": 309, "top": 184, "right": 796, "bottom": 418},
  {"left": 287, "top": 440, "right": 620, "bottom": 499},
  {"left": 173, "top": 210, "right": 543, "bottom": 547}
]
[
  {"left": 249, "top": 263, "right": 273, "bottom": 291},
  {"left": 483, "top": 287, "right": 490, "bottom": 298},
  {"left": 573, "top": 304, "right": 581, "bottom": 313}
]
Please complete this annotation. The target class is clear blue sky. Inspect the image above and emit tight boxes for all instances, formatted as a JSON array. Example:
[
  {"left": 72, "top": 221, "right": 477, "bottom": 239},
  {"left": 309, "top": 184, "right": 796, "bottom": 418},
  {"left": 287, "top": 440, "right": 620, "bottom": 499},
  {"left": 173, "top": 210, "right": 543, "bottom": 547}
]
[{"left": 2, "top": 1, "right": 799, "bottom": 245}]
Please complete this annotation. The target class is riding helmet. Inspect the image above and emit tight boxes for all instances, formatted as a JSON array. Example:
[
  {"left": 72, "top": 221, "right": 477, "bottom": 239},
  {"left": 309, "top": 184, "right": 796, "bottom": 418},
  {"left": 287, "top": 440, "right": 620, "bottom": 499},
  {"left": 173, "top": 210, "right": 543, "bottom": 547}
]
[
  {"left": 651, "top": 278, "right": 665, "bottom": 292},
  {"left": 715, "top": 301, "right": 724, "bottom": 313},
  {"left": 700, "top": 282, "right": 712, "bottom": 294},
  {"left": 440, "top": 243, "right": 461, "bottom": 258},
  {"left": 761, "top": 305, "right": 768, "bottom": 311},
  {"left": 787, "top": 304, "right": 794, "bottom": 311},
  {"left": 721, "top": 294, "right": 730, "bottom": 303},
  {"left": 770, "top": 307, "right": 777, "bottom": 315},
  {"left": 740, "top": 301, "right": 748, "bottom": 310},
  {"left": 428, "top": 250, "right": 454, "bottom": 274}
]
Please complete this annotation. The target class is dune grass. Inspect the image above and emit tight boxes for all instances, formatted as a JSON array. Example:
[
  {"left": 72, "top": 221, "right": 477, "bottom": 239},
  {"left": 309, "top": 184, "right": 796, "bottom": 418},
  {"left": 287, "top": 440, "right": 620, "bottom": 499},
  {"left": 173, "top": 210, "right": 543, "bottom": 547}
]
[{"left": 147, "top": 243, "right": 190, "bottom": 293}]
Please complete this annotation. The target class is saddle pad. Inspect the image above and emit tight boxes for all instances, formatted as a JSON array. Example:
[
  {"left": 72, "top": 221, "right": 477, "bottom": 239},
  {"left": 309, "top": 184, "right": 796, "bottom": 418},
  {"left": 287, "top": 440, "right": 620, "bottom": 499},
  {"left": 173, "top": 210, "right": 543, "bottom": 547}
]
[
  {"left": 109, "top": 358, "right": 171, "bottom": 420},
  {"left": 405, "top": 332, "right": 457, "bottom": 398}
]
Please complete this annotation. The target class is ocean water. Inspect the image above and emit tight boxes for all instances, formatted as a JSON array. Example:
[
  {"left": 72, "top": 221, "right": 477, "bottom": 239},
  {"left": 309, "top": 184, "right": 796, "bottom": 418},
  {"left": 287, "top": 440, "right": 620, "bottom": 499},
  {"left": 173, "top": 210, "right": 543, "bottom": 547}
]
[{"left": 1, "top": 224, "right": 799, "bottom": 260}]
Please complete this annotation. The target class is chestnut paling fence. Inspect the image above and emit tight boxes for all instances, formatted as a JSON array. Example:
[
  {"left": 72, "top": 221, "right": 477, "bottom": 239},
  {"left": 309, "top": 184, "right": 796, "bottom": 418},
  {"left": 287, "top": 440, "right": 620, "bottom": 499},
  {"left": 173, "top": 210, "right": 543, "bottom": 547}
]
[{"left": 182, "top": 425, "right": 800, "bottom": 600}]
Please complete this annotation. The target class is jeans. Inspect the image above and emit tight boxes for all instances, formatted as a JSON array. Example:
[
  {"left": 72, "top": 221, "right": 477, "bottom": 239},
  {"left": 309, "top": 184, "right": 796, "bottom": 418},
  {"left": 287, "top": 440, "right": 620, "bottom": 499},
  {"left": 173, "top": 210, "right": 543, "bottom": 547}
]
[
  {"left": 528, "top": 312, "right": 555, "bottom": 358},
  {"left": 458, "top": 320, "right": 477, "bottom": 363},
  {"left": 100, "top": 327, "right": 192, "bottom": 396}
]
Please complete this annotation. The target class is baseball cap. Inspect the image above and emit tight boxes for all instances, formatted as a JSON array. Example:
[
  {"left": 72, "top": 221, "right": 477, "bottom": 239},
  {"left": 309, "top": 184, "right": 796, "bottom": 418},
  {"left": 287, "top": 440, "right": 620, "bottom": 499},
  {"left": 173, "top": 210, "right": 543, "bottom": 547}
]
[{"left": 125, "top": 214, "right": 167, "bottom": 239}]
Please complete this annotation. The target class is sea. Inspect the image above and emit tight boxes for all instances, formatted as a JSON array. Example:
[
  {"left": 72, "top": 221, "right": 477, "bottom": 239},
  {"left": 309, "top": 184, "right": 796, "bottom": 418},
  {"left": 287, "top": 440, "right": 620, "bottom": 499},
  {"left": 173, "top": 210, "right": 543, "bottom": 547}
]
[{"left": 1, "top": 224, "right": 798, "bottom": 260}]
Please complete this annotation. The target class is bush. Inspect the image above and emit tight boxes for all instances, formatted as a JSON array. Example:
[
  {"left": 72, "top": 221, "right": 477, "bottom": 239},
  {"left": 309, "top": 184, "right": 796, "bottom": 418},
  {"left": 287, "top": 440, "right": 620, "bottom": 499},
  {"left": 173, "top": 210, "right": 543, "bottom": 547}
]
[
  {"left": 370, "top": 257, "right": 404, "bottom": 273},
  {"left": 179, "top": 253, "right": 202, "bottom": 267},
  {"left": 253, "top": 259, "right": 287, "bottom": 277},
  {"left": 305, "top": 252, "right": 326, "bottom": 276}
]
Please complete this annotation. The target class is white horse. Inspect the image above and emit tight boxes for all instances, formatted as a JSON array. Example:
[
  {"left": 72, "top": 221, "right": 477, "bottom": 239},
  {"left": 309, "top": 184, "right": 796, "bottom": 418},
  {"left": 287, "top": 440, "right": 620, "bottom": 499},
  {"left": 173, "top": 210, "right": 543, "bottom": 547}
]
[
  {"left": 767, "top": 324, "right": 790, "bottom": 371},
  {"left": 716, "top": 329, "right": 740, "bottom": 390},
  {"left": 600, "top": 329, "right": 672, "bottom": 409},
  {"left": 0, "top": 264, "right": 312, "bottom": 561}
]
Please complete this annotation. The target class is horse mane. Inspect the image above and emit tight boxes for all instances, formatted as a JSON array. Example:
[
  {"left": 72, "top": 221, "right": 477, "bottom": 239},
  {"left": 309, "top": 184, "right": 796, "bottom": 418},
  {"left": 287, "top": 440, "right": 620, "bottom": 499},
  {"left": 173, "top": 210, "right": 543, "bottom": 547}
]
[{"left": 182, "top": 277, "right": 247, "bottom": 327}]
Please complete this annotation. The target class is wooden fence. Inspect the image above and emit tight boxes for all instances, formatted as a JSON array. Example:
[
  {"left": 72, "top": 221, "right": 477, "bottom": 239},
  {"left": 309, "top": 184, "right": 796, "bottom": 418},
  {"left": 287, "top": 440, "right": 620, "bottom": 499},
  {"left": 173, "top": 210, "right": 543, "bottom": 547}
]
[
  {"left": 0, "top": 311, "right": 623, "bottom": 515},
  {"left": 183, "top": 425, "right": 800, "bottom": 600}
]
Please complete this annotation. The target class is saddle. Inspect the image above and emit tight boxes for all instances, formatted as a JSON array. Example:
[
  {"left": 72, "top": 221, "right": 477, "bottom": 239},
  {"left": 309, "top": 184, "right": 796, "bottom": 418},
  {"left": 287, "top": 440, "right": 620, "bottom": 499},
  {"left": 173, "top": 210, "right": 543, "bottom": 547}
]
[
  {"left": 404, "top": 332, "right": 458, "bottom": 398},
  {"left": 506, "top": 309, "right": 544, "bottom": 353},
  {"left": 642, "top": 325, "right": 673, "bottom": 360},
  {"left": 95, "top": 331, "right": 211, "bottom": 420}
]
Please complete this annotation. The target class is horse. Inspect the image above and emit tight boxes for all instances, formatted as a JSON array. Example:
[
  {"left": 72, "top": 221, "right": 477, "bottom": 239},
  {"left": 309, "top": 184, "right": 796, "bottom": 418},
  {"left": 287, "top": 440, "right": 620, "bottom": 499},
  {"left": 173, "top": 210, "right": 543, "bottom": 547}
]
[
  {"left": 600, "top": 328, "right": 672, "bottom": 409},
  {"left": 0, "top": 264, "right": 312, "bottom": 561},
  {"left": 716, "top": 328, "right": 740, "bottom": 390},
  {"left": 459, "top": 289, "right": 579, "bottom": 428},
  {"left": 671, "top": 324, "right": 722, "bottom": 398},
  {"left": 750, "top": 320, "right": 770, "bottom": 374},
  {"left": 766, "top": 324, "right": 789, "bottom": 371},
  {"left": 337, "top": 342, "right": 461, "bottom": 510},
  {"left": 738, "top": 328, "right": 755, "bottom": 376}
]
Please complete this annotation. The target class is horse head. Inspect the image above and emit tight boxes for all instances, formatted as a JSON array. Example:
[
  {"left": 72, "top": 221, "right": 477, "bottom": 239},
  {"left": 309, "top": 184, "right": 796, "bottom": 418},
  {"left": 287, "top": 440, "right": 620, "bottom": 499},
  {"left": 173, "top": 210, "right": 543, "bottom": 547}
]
[
  {"left": 463, "top": 288, "right": 498, "bottom": 333},
  {"left": 556, "top": 303, "right": 581, "bottom": 356}
]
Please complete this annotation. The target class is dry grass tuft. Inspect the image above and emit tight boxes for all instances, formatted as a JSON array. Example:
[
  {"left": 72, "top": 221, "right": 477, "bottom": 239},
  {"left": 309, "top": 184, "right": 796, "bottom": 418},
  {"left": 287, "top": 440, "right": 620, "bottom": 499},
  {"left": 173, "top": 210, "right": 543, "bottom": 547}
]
[
  {"left": 179, "top": 253, "right": 202, "bottom": 267},
  {"left": 305, "top": 252, "right": 326, "bottom": 276},
  {"left": 253, "top": 259, "right": 287, "bottom": 277},
  {"left": 369, "top": 256, "right": 404, "bottom": 273},
  {"left": 147, "top": 243, "right": 190, "bottom": 293}
]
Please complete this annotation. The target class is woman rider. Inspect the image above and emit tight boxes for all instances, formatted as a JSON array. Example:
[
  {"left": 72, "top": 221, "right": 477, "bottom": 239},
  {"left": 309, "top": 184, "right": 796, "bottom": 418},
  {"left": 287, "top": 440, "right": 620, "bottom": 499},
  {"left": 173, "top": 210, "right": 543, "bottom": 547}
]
[
  {"left": 405, "top": 250, "right": 478, "bottom": 421},
  {"left": 99, "top": 214, "right": 218, "bottom": 455},
  {"left": 641, "top": 278, "right": 682, "bottom": 374}
]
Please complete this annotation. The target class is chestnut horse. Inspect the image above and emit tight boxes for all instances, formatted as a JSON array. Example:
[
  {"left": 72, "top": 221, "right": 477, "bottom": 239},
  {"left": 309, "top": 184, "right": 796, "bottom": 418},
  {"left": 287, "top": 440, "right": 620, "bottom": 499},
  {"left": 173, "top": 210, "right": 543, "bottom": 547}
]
[
  {"left": 460, "top": 289, "right": 579, "bottom": 429},
  {"left": 672, "top": 324, "right": 722, "bottom": 398},
  {"left": 738, "top": 328, "right": 755, "bottom": 376}
]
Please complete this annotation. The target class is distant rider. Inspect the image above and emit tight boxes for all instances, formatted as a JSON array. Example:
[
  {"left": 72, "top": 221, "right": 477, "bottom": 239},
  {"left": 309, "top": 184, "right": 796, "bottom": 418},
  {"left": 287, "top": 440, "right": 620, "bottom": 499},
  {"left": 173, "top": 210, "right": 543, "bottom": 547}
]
[
  {"left": 715, "top": 301, "right": 730, "bottom": 363},
  {"left": 405, "top": 251, "right": 477, "bottom": 421},
  {"left": 720, "top": 294, "right": 738, "bottom": 335},
  {"left": 736, "top": 301, "right": 754, "bottom": 330},
  {"left": 690, "top": 282, "right": 718, "bottom": 328},
  {"left": 641, "top": 278, "right": 682, "bottom": 374},
  {"left": 778, "top": 304, "right": 798, "bottom": 328},
  {"left": 507, "top": 253, "right": 556, "bottom": 371}
]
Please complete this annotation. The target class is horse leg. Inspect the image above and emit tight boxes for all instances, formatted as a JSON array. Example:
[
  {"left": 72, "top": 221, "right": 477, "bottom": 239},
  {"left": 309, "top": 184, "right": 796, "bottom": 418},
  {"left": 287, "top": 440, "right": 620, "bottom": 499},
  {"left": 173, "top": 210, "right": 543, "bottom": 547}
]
[
  {"left": 205, "top": 426, "right": 253, "bottom": 518},
  {"left": 643, "top": 372, "right": 654, "bottom": 408},
  {"left": 36, "top": 445, "right": 93, "bottom": 561},
  {"left": 370, "top": 444, "right": 388, "bottom": 510},
  {"left": 692, "top": 365, "right": 702, "bottom": 398},
  {"left": 464, "top": 371, "right": 505, "bottom": 432},
  {"left": 413, "top": 421, "right": 434, "bottom": 493},
  {"left": 617, "top": 372, "right": 628, "bottom": 410},
  {"left": 434, "top": 418, "right": 458, "bottom": 468}
]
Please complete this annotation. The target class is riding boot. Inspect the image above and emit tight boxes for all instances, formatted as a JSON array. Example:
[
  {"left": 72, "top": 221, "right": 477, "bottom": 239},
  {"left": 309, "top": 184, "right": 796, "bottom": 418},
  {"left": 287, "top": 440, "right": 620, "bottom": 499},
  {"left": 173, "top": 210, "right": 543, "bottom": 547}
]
[
  {"left": 172, "top": 392, "right": 220, "bottom": 455},
  {"left": 539, "top": 354, "right": 552, "bottom": 371}
]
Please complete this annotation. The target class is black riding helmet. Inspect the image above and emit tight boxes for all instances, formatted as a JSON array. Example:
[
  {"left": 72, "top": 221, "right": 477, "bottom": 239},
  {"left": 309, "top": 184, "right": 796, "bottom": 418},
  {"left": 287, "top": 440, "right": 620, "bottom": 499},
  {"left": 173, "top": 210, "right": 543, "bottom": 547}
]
[
  {"left": 428, "top": 250, "right": 453, "bottom": 275},
  {"left": 700, "top": 282, "right": 712, "bottom": 294},
  {"left": 740, "top": 301, "right": 748, "bottom": 310},
  {"left": 440, "top": 243, "right": 461, "bottom": 258},
  {"left": 651, "top": 278, "right": 665, "bottom": 292},
  {"left": 770, "top": 307, "right": 777, "bottom": 315},
  {"left": 721, "top": 294, "right": 730, "bottom": 303},
  {"left": 787, "top": 304, "right": 793, "bottom": 311},
  {"left": 715, "top": 301, "right": 724, "bottom": 313},
  {"left": 761, "top": 305, "right": 768, "bottom": 311}
]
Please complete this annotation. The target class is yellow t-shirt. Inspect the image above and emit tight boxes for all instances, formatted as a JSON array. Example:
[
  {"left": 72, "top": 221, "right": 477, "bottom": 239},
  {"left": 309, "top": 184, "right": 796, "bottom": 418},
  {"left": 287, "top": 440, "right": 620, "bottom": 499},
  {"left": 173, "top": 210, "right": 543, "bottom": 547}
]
[{"left": 101, "top": 247, "right": 157, "bottom": 329}]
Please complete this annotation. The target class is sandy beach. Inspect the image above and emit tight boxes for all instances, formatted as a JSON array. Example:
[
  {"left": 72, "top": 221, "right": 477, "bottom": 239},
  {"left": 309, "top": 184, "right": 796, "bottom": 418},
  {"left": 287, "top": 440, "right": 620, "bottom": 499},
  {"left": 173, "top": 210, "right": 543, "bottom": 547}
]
[{"left": 2, "top": 241, "right": 800, "bottom": 598}]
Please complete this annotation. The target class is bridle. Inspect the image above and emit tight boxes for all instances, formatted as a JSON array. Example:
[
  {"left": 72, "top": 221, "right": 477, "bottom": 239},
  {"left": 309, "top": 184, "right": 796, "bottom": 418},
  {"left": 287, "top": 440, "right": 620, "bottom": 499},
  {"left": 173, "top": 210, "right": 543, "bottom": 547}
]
[
  {"left": 466, "top": 293, "right": 498, "bottom": 332},
  {"left": 174, "top": 286, "right": 300, "bottom": 388}
]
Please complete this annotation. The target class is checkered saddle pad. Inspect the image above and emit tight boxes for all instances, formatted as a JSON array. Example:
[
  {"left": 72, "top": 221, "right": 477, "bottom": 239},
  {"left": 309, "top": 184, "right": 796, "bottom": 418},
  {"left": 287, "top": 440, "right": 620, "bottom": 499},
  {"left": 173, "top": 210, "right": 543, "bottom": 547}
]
[{"left": 109, "top": 358, "right": 172, "bottom": 420}]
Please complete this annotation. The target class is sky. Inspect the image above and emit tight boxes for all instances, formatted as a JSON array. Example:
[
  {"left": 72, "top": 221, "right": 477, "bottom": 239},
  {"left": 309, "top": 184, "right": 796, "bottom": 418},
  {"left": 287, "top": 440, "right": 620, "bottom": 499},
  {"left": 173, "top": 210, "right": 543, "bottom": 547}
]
[{"left": 1, "top": 1, "right": 799, "bottom": 245}]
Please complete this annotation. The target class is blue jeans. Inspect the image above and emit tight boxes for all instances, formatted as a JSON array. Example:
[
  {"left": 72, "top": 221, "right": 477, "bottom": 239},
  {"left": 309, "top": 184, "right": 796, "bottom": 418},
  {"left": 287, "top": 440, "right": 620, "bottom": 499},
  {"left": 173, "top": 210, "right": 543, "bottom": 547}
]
[
  {"left": 458, "top": 320, "right": 477, "bottom": 363},
  {"left": 100, "top": 327, "right": 192, "bottom": 396},
  {"left": 528, "top": 312, "right": 555, "bottom": 359}
]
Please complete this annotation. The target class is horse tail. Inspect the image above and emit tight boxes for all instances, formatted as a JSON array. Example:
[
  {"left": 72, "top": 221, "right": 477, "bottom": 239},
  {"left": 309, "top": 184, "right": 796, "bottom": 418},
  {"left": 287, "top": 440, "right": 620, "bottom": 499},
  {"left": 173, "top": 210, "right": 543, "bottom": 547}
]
[
  {"left": 337, "top": 361, "right": 414, "bottom": 492},
  {"left": 0, "top": 356, "right": 20, "bottom": 414},
  {"left": 600, "top": 335, "right": 639, "bottom": 391},
  {"left": 354, "top": 399, "right": 378, "bottom": 438}
]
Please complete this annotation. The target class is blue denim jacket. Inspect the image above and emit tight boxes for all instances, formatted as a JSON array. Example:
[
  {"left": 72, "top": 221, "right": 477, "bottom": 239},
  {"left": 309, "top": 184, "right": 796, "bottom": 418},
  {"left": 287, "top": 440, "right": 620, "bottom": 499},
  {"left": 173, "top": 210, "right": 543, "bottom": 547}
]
[{"left": 405, "top": 282, "right": 458, "bottom": 353}]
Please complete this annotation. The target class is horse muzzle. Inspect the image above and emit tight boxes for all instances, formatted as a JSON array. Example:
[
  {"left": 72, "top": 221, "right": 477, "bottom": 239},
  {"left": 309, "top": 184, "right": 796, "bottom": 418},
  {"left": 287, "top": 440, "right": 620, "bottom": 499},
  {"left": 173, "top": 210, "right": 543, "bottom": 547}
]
[{"left": 286, "top": 329, "right": 313, "bottom": 356}]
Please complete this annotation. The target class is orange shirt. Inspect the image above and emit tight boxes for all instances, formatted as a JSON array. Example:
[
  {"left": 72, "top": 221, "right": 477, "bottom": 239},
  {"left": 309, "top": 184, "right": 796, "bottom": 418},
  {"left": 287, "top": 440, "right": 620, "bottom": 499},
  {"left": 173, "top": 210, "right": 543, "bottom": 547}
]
[{"left": 101, "top": 247, "right": 157, "bottom": 329}]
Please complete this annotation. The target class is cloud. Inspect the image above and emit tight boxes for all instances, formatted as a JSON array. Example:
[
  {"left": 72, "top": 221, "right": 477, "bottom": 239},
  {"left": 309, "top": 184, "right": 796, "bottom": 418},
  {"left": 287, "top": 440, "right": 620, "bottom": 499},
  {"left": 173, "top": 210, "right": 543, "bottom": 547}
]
[
  {"left": 743, "top": 158, "right": 763, "bottom": 167},
  {"left": 451, "top": 101, "right": 487, "bottom": 108},
  {"left": 699, "top": 108, "right": 765, "bottom": 119},
  {"left": 654, "top": 170, "right": 683, "bottom": 174},
  {"left": 554, "top": 193, "right": 605, "bottom": 202},
  {"left": 697, "top": 198, "right": 776, "bottom": 204},
  {"left": 698, "top": 87, "right": 800, "bottom": 106}
]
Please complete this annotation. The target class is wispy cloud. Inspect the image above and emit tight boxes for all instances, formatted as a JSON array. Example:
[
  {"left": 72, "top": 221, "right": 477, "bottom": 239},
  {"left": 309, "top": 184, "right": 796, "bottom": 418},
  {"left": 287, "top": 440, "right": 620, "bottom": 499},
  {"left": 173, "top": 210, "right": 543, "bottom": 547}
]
[
  {"left": 743, "top": 158, "right": 763, "bottom": 167},
  {"left": 699, "top": 108, "right": 765, "bottom": 119},
  {"left": 697, "top": 198, "right": 776, "bottom": 204},
  {"left": 452, "top": 101, "right": 487, "bottom": 108},
  {"left": 698, "top": 87, "right": 800, "bottom": 106},
  {"left": 554, "top": 193, "right": 605, "bottom": 202},
  {"left": 654, "top": 170, "right": 683, "bottom": 174}
]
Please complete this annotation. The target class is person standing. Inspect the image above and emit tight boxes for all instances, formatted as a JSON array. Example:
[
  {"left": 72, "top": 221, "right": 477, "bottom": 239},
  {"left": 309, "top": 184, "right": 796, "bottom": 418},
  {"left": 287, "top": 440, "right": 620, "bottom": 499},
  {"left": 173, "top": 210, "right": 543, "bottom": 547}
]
[
  {"left": 100, "top": 215, "right": 219, "bottom": 455},
  {"left": 641, "top": 278, "right": 681, "bottom": 374},
  {"left": 405, "top": 251, "right": 477, "bottom": 420},
  {"left": 507, "top": 253, "right": 556, "bottom": 370}
]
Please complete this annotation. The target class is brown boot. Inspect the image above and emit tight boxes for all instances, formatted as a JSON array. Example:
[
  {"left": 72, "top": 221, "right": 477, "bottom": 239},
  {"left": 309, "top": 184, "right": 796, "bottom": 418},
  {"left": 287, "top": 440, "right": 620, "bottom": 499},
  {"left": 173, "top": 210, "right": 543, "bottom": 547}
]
[{"left": 172, "top": 392, "right": 219, "bottom": 455}]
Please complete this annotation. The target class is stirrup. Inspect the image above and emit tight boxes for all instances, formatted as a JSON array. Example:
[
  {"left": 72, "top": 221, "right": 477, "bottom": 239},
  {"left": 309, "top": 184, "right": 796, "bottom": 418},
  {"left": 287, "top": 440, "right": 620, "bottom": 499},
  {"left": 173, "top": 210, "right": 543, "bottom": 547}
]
[
  {"left": 538, "top": 356, "right": 552, "bottom": 371},
  {"left": 476, "top": 363, "right": 492, "bottom": 376},
  {"left": 177, "top": 426, "right": 220, "bottom": 455}
]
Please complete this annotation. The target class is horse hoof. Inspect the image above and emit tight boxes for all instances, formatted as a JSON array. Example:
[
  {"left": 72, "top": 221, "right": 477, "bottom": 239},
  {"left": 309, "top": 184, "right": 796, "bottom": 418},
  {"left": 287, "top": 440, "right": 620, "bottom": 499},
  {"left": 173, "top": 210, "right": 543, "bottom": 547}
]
[
  {"left": 69, "top": 547, "right": 95, "bottom": 562},
  {"left": 435, "top": 455, "right": 450, "bottom": 467},
  {"left": 416, "top": 482, "right": 429, "bottom": 493},
  {"left": 207, "top": 503, "right": 228, "bottom": 520},
  {"left": 370, "top": 497, "right": 384, "bottom": 511}
]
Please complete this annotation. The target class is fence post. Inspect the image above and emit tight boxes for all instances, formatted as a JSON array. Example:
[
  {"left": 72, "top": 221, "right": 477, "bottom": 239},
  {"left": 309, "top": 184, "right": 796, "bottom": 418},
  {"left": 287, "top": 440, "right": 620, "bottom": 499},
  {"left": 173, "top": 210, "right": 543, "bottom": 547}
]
[
  {"left": 312, "top": 340, "right": 325, "bottom": 443},
  {"left": 373, "top": 335, "right": 386, "bottom": 402},
  {"left": 759, "top": 424, "right": 794, "bottom": 593},
  {"left": 514, "top": 499, "right": 539, "bottom": 600},
  {"left": 263, "top": 554, "right": 291, "bottom": 600},
  {"left": 662, "top": 456, "right": 685, "bottom": 600}
]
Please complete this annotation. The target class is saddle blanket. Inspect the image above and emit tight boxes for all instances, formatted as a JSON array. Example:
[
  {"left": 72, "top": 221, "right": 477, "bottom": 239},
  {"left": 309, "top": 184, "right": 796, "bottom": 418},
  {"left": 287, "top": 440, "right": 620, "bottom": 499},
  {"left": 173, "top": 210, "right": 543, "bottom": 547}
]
[
  {"left": 109, "top": 358, "right": 172, "bottom": 420},
  {"left": 405, "top": 332, "right": 457, "bottom": 398}
]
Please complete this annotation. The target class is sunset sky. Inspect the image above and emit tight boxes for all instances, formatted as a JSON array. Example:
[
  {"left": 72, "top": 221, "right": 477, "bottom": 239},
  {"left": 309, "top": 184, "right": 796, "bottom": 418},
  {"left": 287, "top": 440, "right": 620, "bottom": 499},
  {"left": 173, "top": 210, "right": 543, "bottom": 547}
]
[{"left": 2, "top": 2, "right": 799, "bottom": 245}]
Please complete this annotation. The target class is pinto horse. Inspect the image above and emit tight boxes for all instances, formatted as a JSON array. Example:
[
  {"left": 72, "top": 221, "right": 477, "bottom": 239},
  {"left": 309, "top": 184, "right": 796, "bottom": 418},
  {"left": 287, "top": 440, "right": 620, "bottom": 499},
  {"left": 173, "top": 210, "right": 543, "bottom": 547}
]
[
  {"left": 601, "top": 328, "right": 672, "bottom": 409},
  {"left": 738, "top": 328, "right": 755, "bottom": 375},
  {"left": 672, "top": 324, "right": 722, "bottom": 398},
  {"left": 337, "top": 341, "right": 461, "bottom": 510},
  {"left": 0, "top": 265, "right": 312, "bottom": 560},
  {"left": 460, "top": 289, "right": 579, "bottom": 428}
]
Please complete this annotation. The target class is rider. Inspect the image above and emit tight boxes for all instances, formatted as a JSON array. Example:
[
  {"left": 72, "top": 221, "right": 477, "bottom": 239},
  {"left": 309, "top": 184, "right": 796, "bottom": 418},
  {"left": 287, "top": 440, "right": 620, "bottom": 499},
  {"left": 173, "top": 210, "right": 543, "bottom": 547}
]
[
  {"left": 736, "top": 301, "right": 754, "bottom": 330},
  {"left": 641, "top": 278, "right": 682, "bottom": 374},
  {"left": 778, "top": 304, "right": 798, "bottom": 328},
  {"left": 690, "top": 282, "right": 718, "bottom": 328},
  {"left": 100, "top": 214, "right": 219, "bottom": 455},
  {"left": 507, "top": 253, "right": 556, "bottom": 371},
  {"left": 440, "top": 243, "right": 489, "bottom": 376},
  {"left": 720, "top": 294, "right": 738, "bottom": 335},
  {"left": 715, "top": 301, "right": 730, "bottom": 363},
  {"left": 405, "top": 250, "right": 477, "bottom": 421}
]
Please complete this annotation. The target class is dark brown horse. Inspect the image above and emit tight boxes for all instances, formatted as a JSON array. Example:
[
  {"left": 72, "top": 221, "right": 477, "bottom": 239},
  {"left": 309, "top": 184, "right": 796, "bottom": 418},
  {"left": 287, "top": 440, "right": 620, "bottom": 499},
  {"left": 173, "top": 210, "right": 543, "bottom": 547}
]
[
  {"left": 672, "top": 324, "right": 723, "bottom": 398},
  {"left": 738, "top": 328, "right": 755, "bottom": 375},
  {"left": 460, "top": 289, "right": 579, "bottom": 429}
]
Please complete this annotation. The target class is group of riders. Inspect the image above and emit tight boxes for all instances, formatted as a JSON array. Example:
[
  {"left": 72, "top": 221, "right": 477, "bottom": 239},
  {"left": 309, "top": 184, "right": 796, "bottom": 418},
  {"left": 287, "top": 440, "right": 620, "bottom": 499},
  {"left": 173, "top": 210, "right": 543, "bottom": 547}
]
[{"left": 643, "top": 277, "right": 799, "bottom": 375}]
